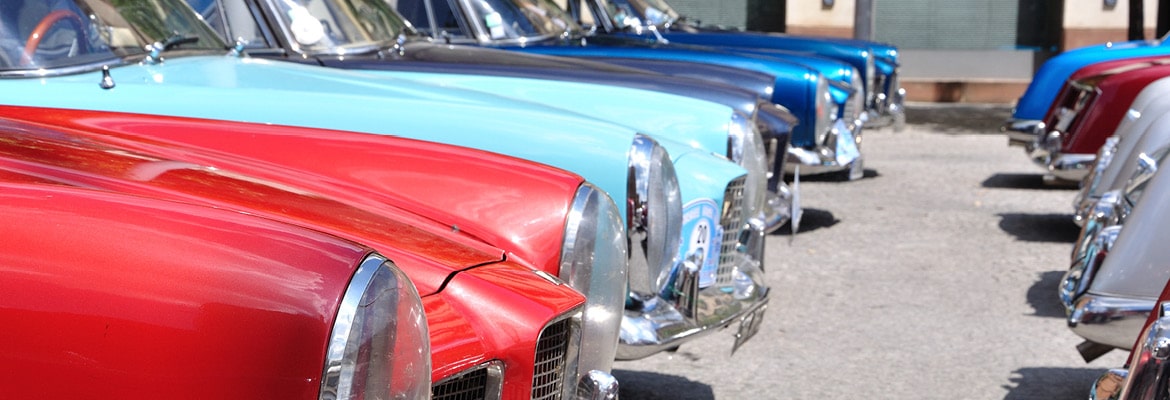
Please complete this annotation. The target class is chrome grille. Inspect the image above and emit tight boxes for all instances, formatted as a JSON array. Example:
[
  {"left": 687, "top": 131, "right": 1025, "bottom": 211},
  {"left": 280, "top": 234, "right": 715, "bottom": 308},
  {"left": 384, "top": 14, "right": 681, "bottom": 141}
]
[
  {"left": 532, "top": 317, "right": 571, "bottom": 400},
  {"left": 718, "top": 176, "right": 748, "bottom": 285},
  {"left": 433, "top": 367, "right": 488, "bottom": 400}
]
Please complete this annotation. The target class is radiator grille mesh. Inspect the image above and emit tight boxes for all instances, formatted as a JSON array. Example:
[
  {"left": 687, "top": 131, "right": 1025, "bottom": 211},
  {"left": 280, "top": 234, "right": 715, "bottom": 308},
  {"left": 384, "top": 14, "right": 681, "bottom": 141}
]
[{"left": 717, "top": 176, "right": 748, "bottom": 284}]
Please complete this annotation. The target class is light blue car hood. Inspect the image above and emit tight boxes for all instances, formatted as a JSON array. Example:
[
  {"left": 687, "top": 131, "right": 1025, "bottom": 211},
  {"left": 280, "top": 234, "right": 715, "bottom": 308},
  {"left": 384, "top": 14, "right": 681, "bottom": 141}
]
[
  {"left": 377, "top": 70, "right": 736, "bottom": 156},
  {"left": 3, "top": 55, "right": 651, "bottom": 215}
]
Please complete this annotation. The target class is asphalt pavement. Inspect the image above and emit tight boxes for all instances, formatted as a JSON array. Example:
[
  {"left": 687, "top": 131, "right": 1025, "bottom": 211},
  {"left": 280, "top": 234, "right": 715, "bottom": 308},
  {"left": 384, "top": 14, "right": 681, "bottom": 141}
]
[{"left": 612, "top": 103, "right": 1130, "bottom": 399}]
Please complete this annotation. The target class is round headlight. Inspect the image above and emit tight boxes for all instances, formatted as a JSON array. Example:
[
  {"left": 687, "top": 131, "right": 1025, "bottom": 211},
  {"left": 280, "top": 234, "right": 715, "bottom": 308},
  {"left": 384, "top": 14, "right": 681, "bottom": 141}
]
[
  {"left": 848, "top": 72, "right": 866, "bottom": 129},
  {"left": 627, "top": 134, "right": 683, "bottom": 296},
  {"left": 864, "top": 52, "right": 876, "bottom": 107},
  {"left": 726, "top": 111, "right": 768, "bottom": 222},
  {"left": 814, "top": 75, "right": 835, "bottom": 146},
  {"left": 320, "top": 254, "right": 430, "bottom": 400},
  {"left": 559, "top": 183, "right": 628, "bottom": 377}
]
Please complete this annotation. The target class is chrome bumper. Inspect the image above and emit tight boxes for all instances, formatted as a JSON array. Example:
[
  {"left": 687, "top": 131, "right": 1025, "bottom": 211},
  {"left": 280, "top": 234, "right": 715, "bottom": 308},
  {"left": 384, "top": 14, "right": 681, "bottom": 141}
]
[
  {"left": 1090, "top": 311, "right": 1170, "bottom": 400},
  {"left": 866, "top": 87, "right": 906, "bottom": 131},
  {"left": 1066, "top": 293, "right": 1153, "bottom": 350},
  {"left": 617, "top": 223, "right": 770, "bottom": 360},
  {"left": 1003, "top": 118, "right": 1045, "bottom": 148},
  {"left": 576, "top": 370, "right": 619, "bottom": 400},
  {"left": 762, "top": 182, "right": 798, "bottom": 233},
  {"left": 785, "top": 119, "right": 864, "bottom": 180},
  {"left": 1049, "top": 153, "right": 1097, "bottom": 181}
]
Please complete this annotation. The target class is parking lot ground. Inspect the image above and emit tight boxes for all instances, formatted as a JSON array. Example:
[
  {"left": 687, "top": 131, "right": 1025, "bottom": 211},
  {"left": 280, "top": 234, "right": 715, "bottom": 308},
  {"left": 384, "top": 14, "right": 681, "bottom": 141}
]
[{"left": 613, "top": 103, "right": 1131, "bottom": 399}]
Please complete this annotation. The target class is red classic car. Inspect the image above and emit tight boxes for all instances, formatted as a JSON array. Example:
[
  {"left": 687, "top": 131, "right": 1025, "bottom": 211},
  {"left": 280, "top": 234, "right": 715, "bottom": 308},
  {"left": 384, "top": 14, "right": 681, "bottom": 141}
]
[
  {"left": 1023, "top": 56, "right": 1170, "bottom": 181},
  {"left": 1090, "top": 272, "right": 1170, "bottom": 399},
  {"left": 0, "top": 181, "right": 432, "bottom": 399},
  {"left": 0, "top": 106, "right": 621, "bottom": 399}
]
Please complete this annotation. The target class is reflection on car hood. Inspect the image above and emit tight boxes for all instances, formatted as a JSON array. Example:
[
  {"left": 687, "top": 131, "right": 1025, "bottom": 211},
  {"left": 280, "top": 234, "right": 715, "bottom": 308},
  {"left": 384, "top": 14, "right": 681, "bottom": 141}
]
[
  {"left": 0, "top": 55, "right": 635, "bottom": 220},
  {"left": 0, "top": 110, "right": 522, "bottom": 295}
]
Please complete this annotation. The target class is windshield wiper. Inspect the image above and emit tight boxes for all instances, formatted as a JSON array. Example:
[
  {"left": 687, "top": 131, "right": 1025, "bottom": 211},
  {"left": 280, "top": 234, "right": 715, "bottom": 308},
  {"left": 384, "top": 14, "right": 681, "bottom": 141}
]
[{"left": 143, "top": 34, "right": 201, "bottom": 64}]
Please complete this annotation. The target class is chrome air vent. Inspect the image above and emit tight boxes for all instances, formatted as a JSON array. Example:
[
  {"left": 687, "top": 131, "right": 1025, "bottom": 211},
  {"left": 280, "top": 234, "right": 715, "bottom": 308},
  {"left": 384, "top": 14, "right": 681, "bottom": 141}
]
[
  {"left": 532, "top": 317, "right": 573, "bottom": 400},
  {"left": 432, "top": 362, "right": 503, "bottom": 400},
  {"left": 718, "top": 176, "right": 749, "bottom": 285}
]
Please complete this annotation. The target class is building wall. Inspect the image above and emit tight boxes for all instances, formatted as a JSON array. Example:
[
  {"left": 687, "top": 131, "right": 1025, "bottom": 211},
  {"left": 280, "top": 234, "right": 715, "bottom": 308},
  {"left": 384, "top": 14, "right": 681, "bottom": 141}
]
[
  {"left": 1062, "top": 0, "right": 1158, "bottom": 49},
  {"left": 785, "top": 0, "right": 855, "bottom": 38}
]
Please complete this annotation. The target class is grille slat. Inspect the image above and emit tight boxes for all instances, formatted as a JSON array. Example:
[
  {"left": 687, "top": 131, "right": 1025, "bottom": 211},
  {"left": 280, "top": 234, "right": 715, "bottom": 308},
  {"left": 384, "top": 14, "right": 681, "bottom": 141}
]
[
  {"left": 718, "top": 176, "right": 748, "bottom": 285},
  {"left": 532, "top": 318, "right": 571, "bottom": 400},
  {"left": 433, "top": 366, "right": 489, "bottom": 400}
]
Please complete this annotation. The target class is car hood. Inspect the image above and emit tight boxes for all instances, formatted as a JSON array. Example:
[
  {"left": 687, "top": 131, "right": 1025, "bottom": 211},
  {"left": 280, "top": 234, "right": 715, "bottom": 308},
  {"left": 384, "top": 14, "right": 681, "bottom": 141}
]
[
  {"left": 0, "top": 182, "right": 371, "bottom": 398},
  {"left": 318, "top": 41, "right": 765, "bottom": 118},
  {"left": 2, "top": 55, "right": 635, "bottom": 221},
  {"left": 0, "top": 111, "right": 519, "bottom": 295},
  {"left": 507, "top": 36, "right": 820, "bottom": 138}
]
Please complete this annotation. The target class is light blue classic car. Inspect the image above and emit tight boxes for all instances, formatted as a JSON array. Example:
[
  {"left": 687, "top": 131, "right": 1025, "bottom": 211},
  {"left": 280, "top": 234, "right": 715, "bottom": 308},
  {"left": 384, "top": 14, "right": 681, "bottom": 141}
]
[
  {"left": 391, "top": 0, "right": 867, "bottom": 179},
  {"left": 1005, "top": 36, "right": 1170, "bottom": 139},
  {"left": 184, "top": 0, "right": 795, "bottom": 233},
  {"left": 568, "top": 0, "right": 906, "bottom": 128},
  {"left": 0, "top": 0, "right": 769, "bottom": 366}
]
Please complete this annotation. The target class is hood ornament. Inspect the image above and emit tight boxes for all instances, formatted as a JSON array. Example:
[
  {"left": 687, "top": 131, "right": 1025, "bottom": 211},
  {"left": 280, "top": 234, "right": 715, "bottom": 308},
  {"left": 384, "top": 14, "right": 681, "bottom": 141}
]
[{"left": 99, "top": 66, "right": 115, "bottom": 90}]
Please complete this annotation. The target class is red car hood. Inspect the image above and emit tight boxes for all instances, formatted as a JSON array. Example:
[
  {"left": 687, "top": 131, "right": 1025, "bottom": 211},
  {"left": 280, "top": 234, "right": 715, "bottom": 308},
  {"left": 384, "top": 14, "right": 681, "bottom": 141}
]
[
  {"left": 0, "top": 108, "right": 576, "bottom": 295},
  {"left": 0, "top": 106, "right": 583, "bottom": 281}
]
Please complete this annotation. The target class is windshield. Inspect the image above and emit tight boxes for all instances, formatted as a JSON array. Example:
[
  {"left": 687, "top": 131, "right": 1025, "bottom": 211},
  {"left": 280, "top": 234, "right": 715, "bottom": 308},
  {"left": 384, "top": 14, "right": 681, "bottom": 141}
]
[
  {"left": 465, "top": 0, "right": 579, "bottom": 40},
  {"left": 594, "top": 0, "right": 679, "bottom": 28},
  {"left": 0, "top": 0, "right": 225, "bottom": 72},
  {"left": 267, "top": 0, "right": 411, "bottom": 54}
]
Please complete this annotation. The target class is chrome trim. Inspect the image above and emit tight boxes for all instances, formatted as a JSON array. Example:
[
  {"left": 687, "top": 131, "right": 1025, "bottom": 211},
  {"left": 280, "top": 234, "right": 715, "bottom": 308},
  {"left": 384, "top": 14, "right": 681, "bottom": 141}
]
[
  {"left": 1063, "top": 219, "right": 1123, "bottom": 316},
  {"left": 762, "top": 182, "right": 796, "bottom": 233},
  {"left": 431, "top": 361, "right": 505, "bottom": 400},
  {"left": 1093, "top": 315, "right": 1170, "bottom": 400},
  {"left": 320, "top": 254, "right": 388, "bottom": 399},
  {"left": 1049, "top": 153, "right": 1098, "bottom": 181},
  {"left": 534, "top": 309, "right": 581, "bottom": 400},
  {"left": 784, "top": 119, "right": 864, "bottom": 179},
  {"left": 0, "top": 57, "right": 135, "bottom": 78},
  {"left": 1075, "top": 137, "right": 1121, "bottom": 226},
  {"left": 617, "top": 218, "right": 769, "bottom": 360},
  {"left": 1090, "top": 368, "right": 1127, "bottom": 400},
  {"left": 1067, "top": 293, "right": 1153, "bottom": 350},
  {"left": 559, "top": 183, "right": 625, "bottom": 380},
  {"left": 575, "top": 370, "right": 619, "bottom": 400},
  {"left": 1003, "top": 119, "right": 1046, "bottom": 148},
  {"left": 625, "top": 135, "right": 681, "bottom": 297}
]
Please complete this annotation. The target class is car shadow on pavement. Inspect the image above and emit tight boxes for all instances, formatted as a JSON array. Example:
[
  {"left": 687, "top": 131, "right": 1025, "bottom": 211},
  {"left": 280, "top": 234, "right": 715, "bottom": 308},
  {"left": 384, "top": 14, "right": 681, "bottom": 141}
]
[
  {"left": 996, "top": 213, "right": 1080, "bottom": 243},
  {"left": 612, "top": 370, "right": 714, "bottom": 400},
  {"left": 793, "top": 168, "right": 881, "bottom": 183},
  {"left": 1025, "top": 271, "right": 1071, "bottom": 319},
  {"left": 981, "top": 173, "right": 1080, "bottom": 190},
  {"left": 1003, "top": 367, "right": 1108, "bottom": 400},
  {"left": 772, "top": 208, "right": 839, "bottom": 236}
]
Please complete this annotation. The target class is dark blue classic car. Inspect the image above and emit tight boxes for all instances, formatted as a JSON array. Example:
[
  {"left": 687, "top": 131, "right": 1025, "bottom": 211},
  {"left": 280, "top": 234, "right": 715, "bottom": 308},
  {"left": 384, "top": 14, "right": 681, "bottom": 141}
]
[
  {"left": 565, "top": 0, "right": 905, "bottom": 128},
  {"left": 393, "top": 0, "right": 868, "bottom": 180}
]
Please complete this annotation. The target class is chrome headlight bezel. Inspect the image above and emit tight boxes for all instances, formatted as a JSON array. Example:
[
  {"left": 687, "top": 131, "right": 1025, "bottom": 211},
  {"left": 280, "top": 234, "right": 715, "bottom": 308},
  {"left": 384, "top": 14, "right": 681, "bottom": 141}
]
[
  {"left": 627, "top": 134, "right": 683, "bottom": 297},
  {"left": 559, "top": 182, "right": 628, "bottom": 377},
  {"left": 864, "top": 52, "right": 877, "bottom": 108},
  {"left": 814, "top": 75, "right": 835, "bottom": 146},
  {"left": 726, "top": 111, "right": 768, "bottom": 222},
  {"left": 320, "top": 253, "right": 430, "bottom": 400}
]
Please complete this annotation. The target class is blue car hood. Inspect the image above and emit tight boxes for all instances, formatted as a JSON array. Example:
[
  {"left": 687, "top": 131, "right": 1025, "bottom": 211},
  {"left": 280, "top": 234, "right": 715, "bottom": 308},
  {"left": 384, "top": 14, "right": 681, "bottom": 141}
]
[
  {"left": 1015, "top": 39, "right": 1170, "bottom": 119},
  {"left": 507, "top": 38, "right": 821, "bottom": 143}
]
